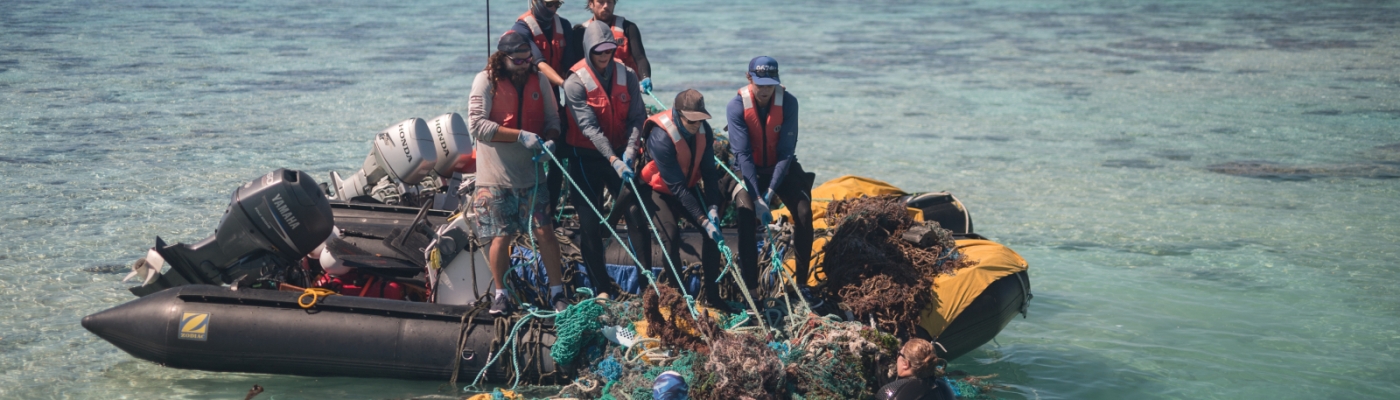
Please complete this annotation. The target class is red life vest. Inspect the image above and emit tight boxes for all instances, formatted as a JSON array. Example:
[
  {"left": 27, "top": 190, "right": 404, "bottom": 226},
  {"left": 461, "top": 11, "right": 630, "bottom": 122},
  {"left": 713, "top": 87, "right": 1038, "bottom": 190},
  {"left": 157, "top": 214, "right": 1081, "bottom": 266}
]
[
  {"left": 487, "top": 73, "right": 547, "bottom": 142},
  {"left": 640, "top": 112, "right": 708, "bottom": 195},
  {"left": 738, "top": 84, "right": 785, "bottom": 168},
  {"left": 565, "top": 60, "right": 631, "bottom": 150},
  {"left": 517, "top": 12, "right": 566, "bottom": 74},
  {"left": 583, "top": 16, "right": 637, "bottom": 73}
]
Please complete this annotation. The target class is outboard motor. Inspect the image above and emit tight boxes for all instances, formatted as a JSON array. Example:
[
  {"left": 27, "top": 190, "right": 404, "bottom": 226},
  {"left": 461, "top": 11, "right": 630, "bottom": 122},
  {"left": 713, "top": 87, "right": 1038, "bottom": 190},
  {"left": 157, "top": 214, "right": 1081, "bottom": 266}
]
[
  {"left": 129, "top": 169, "right": 335, "bottom": 296},
  {"left": 428, "top": 112, "right": 475, "bottom": 179},
  {"left": 327, "top": 118, "right": 438, "bottom": 204},
  {"left": 425, "top": 113, "right": 476, "bottom": 210}
]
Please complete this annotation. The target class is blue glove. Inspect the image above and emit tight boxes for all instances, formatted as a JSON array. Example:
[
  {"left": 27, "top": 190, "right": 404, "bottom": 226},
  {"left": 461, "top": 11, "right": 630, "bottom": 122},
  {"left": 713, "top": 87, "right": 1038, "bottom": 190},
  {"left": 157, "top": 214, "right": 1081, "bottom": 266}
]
[
  {"left": 611, "top": 157, "right": 635, "bottom": 181},
  {"left": 701, "top": 218, "right": 723, "bottom": 245},
  {"left": 754, "top": 198, "right": 773, "bottom": 226},
  {"left": 762, "top": 188, "right": 777, "bottom": 205},
  {"left": 533, "top": 140, "right": 555, "bottom": 163},
  {"left": 640, "top": 77, "right": 653, "bottom": 94},
  {"left": 518, "top": 131, "right": 544, "bottom": 151},
  {"left": 705, "top": 205, "right": 728, "bottom": 240}
]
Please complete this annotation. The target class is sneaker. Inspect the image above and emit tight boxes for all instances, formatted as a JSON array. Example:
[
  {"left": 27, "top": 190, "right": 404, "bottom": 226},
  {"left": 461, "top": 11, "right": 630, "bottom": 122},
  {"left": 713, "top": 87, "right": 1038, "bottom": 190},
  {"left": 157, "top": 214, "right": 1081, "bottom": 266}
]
[
  {"left": 551, "top": 291, "right": 570, "bottom": 312},
  {"left": 488, "top": 294, "right": 516, "bottom": 316}
]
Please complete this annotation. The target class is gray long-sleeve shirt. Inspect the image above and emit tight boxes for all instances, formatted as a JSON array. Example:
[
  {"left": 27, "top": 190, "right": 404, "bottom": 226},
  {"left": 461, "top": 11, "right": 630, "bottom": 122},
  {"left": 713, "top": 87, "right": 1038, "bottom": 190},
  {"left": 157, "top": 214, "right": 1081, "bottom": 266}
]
[
  {"left": 562, "top": 61, "right": 646, "bottom": 159},
  {"left": 467, "top": 70, "right": 559, "bottom": 188}
]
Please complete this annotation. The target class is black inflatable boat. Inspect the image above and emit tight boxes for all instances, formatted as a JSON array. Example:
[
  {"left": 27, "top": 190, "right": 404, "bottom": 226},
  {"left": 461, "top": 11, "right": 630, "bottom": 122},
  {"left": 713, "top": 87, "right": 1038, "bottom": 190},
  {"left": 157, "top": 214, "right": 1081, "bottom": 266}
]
[{"left": 82, "top": 170, "right": 1030, "bottom": 381}]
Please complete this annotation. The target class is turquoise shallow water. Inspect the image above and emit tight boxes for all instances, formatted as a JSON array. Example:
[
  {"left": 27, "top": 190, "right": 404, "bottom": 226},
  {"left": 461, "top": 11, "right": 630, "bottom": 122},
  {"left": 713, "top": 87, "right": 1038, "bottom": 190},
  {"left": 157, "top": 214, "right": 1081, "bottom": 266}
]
[{"left": 3, "top": 0, "right": 1398, "bottom": 398}]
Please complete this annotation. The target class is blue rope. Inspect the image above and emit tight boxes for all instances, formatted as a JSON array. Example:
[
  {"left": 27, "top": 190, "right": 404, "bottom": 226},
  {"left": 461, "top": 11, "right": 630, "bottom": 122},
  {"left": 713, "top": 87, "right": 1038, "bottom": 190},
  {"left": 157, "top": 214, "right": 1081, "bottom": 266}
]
[
  {"left": 466, "top": 306, "right": 560, "bottom": 391},
  {"left": 626, "top": 179, "right": 699, "bottom": 317},
  {"left": 538, "top": 146, "right": 663, "bottom": 299}
]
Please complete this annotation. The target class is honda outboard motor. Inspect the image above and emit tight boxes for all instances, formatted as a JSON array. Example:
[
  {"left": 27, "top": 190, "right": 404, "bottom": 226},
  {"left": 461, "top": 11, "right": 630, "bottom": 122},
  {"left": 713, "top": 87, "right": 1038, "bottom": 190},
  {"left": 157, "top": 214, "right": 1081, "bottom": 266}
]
[
  {"left": 428, "top": 112, "right": 475, "bottom": 178},
  {"left": 129, "top": 169, "right": 334, "bottom": 296},
  {"left": 327, "top": 118, "right": 438, "bottom": 204},
  {"left": 426, "top": 112, "right": 475, "bottom": 210}
]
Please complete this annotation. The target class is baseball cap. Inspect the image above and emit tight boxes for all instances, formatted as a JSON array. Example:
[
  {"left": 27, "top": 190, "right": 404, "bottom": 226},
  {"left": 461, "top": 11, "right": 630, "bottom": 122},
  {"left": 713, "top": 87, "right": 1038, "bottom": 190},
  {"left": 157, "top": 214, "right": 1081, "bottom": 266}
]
[
  {"left": 747, "top": 56, "right": 780, "bottom": 85},
  {"left": 592, "top": 41, "right": 618, "bottom": 53},
  {"left": 652, "top": 371, "right": 689, "bottom": 400},
  {"left": 673, "top": 89, "right": 712, "bottom": 121},
  {"left": 497, "top": 31, "right": 531, "bottom": 54}
]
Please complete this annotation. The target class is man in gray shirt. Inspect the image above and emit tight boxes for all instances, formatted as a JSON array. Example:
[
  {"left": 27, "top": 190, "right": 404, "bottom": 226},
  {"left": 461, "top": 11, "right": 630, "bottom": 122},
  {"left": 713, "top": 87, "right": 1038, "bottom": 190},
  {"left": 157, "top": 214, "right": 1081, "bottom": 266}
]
[{"left": 466, "top": 31, "right": 569, "bottom": 315}]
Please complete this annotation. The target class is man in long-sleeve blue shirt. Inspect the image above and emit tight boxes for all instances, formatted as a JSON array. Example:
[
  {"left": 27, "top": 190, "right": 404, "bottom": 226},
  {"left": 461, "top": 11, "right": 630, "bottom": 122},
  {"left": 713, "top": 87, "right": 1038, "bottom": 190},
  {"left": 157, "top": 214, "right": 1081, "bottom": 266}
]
[
  {"left": 726, "top": 56, "right": 816, "bottom": 288},
  {"left": 639, "top": 89, "right": 740, "bottom": 313}
]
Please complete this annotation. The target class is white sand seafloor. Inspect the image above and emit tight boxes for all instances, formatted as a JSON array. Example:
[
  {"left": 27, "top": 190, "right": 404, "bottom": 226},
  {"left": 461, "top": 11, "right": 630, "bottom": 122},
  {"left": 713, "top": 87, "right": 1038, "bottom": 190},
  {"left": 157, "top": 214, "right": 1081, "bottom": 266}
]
[{"left": 1, "top": 0, "right": 1397, "bottom": 398}]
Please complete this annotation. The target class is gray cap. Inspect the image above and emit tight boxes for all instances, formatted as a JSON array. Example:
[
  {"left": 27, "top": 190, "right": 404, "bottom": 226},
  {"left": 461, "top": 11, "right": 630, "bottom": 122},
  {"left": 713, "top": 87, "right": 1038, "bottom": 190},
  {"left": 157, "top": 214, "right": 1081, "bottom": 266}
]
[
  {"left": 497, "top": 31, "right": 530, "bottom": 54},
  {"left": 673, "top": 89, "right": 711, "bottom": 121}
]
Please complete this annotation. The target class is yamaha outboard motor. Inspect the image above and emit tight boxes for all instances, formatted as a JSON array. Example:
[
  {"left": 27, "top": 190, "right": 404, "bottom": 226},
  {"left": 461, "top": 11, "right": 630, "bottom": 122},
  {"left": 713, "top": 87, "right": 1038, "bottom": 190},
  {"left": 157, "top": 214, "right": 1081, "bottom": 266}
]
[
  {"left": 129, "top": 169, "right": 334, "bottom": 296},
  {"left": 327, "top": 118, "right": 438, "bottom": 204}
]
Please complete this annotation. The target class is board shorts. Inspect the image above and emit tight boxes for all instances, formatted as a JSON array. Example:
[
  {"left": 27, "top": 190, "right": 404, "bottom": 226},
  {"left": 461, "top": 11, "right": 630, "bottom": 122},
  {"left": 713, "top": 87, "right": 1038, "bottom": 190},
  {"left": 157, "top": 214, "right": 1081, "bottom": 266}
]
[{"left": 472, "top": 184, "right": 550, "bottom": 238}]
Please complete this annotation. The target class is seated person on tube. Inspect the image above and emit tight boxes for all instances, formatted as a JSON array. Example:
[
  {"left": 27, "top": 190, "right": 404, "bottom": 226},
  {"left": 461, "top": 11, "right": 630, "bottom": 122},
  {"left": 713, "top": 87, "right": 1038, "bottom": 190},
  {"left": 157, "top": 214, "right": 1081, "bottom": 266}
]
[
  {"left": 466, "top": 31, "right": 570, "bottom": 315},
  {"left": 561, "top": 21, "right": 651, "bottom": 298},
  {"left": 638, "top": 89, "right": 738, "bottom": 314},
  {"left": 727, "top": 56, "right": 816, "bottom": 293}
]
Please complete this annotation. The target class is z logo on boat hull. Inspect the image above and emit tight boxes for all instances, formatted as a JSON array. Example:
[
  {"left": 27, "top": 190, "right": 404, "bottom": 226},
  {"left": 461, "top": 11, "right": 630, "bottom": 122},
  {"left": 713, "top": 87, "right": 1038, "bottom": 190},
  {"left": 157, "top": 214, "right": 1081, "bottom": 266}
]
[{"left": 179, "top": 312, "right": 209, "bottom": 341}]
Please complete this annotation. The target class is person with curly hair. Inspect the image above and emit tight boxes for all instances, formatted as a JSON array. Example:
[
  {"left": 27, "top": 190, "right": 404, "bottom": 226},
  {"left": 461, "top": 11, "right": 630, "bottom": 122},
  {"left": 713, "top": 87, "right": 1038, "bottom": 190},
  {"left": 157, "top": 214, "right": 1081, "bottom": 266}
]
[
  {"left": 466, "top": 31, "right": 569, "bottom": 315},
  {"left": 875, "top": 338, "right": 955, "bottom": 400}
]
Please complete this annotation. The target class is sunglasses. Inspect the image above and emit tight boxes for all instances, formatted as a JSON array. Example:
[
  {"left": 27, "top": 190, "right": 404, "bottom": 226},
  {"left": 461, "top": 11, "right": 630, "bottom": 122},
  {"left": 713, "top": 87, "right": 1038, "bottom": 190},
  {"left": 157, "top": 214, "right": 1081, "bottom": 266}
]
[
  {"left": 507, "top": 54, "right": 533, "bottom": 65},
  {"left": 544, "top": 1, "right": 563, "bottom": 8},
  {"left": 750, "top": 68, "right": 779, "bottom": 80},
  {"left": 591, "top": 48, "right": 615, "bottom": 56}
]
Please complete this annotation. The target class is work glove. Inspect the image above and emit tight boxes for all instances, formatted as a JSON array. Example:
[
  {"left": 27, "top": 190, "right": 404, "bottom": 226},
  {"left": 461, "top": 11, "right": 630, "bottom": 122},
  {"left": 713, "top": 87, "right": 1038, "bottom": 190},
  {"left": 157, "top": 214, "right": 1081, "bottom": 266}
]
[
  {"left": 518, "top": 131, "right": 544, "bottom": 151},
  {"left": 705, "top": 208, "right": 728, "bottom": 241},
  {"left": 754, "top": 197, "right": 773, "bottom": 226},
  {"left": 640, "top": 77, "right": 653, "bottom": 94},
  {"left": 701, "top": 218, "right": 723, "bottom": 245},
  {"left": 762, "top": 188, "right": 777, "bottom": 205},
  {"left": 622, "top": 146, "right": 638, "bottom": 169},
  {"left": 533, "top": 140, "right": 555, "bottom": 163},
  {"left": 611, "top": 157, "right": 635, "bottom": 181}
]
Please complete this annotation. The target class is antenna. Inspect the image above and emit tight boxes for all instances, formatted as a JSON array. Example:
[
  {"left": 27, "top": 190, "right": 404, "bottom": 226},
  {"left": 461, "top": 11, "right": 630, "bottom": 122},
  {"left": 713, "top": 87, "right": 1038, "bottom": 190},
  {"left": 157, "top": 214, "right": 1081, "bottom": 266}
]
[{"left": 485, "top": 0, "right": 491, "bottom": 58}]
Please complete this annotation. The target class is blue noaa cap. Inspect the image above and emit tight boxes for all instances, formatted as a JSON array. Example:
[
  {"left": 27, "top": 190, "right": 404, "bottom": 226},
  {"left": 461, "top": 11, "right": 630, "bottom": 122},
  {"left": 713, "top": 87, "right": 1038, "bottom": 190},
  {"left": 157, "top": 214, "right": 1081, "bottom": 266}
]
[
  {"left": 747, "top": 56, "right": 780, "bottom": 85},
  {"left": 652, "top": 371, "right": 689, "bottom": 400}
]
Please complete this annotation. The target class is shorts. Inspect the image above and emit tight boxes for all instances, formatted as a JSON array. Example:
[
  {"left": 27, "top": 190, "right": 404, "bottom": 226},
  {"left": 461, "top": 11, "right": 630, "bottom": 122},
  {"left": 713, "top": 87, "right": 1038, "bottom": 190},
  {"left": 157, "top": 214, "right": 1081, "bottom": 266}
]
[{"left": 472, "top": 184, "right": 551, "bottom": 238}]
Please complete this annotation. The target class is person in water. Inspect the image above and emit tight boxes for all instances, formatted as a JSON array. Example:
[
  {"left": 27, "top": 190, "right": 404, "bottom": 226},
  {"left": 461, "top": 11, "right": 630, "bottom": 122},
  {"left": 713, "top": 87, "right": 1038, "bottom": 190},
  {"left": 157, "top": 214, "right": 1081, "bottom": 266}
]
[
  {"left": 561, "top": 22, "right": 651, "bottom": 298},
  {"left": 875, "top": 338, "right": 955, "bottom": 400},
  {"left": 572, "top": 0, "right": 653, "bottom": 93},
  {"left": 638, "top": 89, "right": 737, "bottom": 313},
  {"left": 466, "top": 31, "right": 570, "bottom": 315},
  {"left": 726, "top": 56, "right": 817, "bottom": 292}
]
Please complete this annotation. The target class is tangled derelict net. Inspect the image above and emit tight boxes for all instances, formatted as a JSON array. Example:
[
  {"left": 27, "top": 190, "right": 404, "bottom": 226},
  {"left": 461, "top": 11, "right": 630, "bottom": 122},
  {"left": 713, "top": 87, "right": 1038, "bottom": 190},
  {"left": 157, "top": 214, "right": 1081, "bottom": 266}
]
[
  {"left": 691, "top": 330, "right": 785, "bottom": 400},
  {"left": 816, "top": 195, "right": 972, "bottom": 336},
  {"left": 642, "top": 285, "right": 719, "bottom": 353},
  {"left": 783, "top": 315, "right": 901, "bottom": 399},
  {"left": 546, "top": 195, "right": 989, "bottom": 399}
]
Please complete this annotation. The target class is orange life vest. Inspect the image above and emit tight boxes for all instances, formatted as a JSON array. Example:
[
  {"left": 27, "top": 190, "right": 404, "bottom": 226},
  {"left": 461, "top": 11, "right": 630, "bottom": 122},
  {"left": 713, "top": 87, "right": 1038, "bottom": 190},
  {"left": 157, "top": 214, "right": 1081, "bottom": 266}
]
[
  {"left": 565, "top": 60, "right": 631, "bottom": 151},
  {"left": 640, "top": 112, "right": 708, "bottom": 195},
  {"left": 487, "top": 73, "right": 547, "bottom": 142},
  {"left": 583, "top": 16, "right": 637, "bottom": 73},
  {"left": 738, "top": 85, "right": 785, "bottom": 168},
  {"left": 517, "top": 12, "right": 566, "bottom": 75}
]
